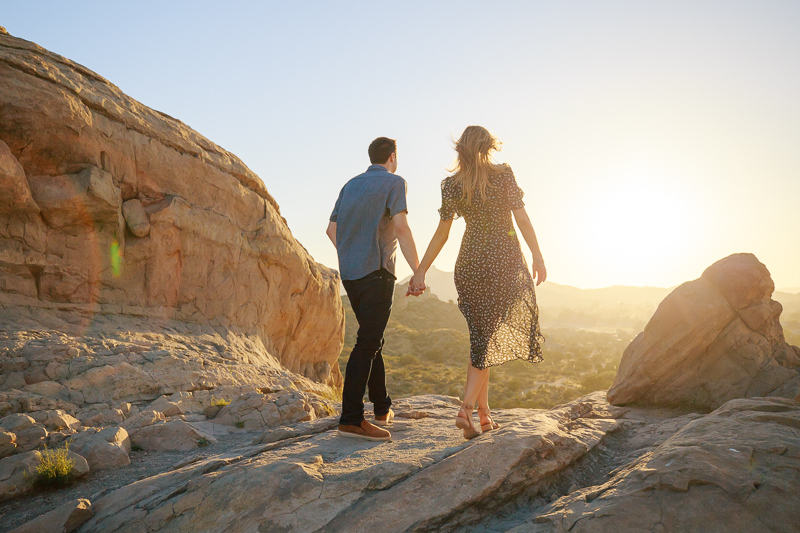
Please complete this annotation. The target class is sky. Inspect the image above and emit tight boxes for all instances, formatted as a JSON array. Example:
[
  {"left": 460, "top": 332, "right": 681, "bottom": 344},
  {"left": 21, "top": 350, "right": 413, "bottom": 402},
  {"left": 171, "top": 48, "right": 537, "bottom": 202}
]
[{"left": 4, "top": 1, "right": 800, "bottom": 289}]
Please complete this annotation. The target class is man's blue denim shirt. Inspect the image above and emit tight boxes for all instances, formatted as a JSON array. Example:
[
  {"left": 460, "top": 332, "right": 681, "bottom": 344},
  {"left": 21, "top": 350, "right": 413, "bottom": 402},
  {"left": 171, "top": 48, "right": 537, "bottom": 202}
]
[{"left": 330, "top": 165, "right": 407, "bottom": 281}]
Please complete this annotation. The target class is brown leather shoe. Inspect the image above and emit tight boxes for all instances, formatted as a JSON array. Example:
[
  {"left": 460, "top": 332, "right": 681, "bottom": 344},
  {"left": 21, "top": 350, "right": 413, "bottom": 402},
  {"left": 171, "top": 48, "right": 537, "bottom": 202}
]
[
  {"left": 373, "top": 409, "right": 394, "bottom": 426},
  {"left": 338, "top": 420, "right": 391, "bottom": 441}
]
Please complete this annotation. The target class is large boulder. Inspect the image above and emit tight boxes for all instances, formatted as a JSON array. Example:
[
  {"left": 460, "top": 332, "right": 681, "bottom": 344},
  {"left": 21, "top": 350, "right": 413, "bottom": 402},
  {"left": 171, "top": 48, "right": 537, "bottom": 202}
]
[
  {"left": 0, "top": 30, "right": 344, "bottom": 388},
  {"left": 608, "top": 253, "right": 800, "bottom": 411}
]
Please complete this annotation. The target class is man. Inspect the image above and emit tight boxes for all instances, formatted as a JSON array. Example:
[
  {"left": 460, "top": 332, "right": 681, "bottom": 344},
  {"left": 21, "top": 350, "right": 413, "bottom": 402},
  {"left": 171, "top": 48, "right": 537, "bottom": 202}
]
[{"left": 327, "top": 137, "right": 425, "bottom": 441}]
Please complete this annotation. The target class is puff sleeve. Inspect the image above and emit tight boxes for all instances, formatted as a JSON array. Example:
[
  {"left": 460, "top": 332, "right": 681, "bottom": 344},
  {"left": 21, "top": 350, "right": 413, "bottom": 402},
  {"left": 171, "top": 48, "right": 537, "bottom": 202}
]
[
  {"left": 502, "top": 172, "right": 525, "bottom": 210},
  {"left": 438, "top": 178, "right": 458, "bottom": 220}
]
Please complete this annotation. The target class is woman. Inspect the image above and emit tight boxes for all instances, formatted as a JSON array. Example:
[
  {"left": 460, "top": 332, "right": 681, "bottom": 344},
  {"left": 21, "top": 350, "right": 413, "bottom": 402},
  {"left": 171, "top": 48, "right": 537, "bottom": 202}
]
[{"left": 410, "top": 125, "right": 546, "bottom": 439}]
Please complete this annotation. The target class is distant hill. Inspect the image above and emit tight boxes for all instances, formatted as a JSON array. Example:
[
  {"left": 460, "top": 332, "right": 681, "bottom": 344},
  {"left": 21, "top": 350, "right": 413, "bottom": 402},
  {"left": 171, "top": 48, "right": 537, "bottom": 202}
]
[
  {"left": 402, "top": 267, "right": 671, "bottom": 308},
  {"left": 401, "top": 268, "right": 800, "bottom": 332}
]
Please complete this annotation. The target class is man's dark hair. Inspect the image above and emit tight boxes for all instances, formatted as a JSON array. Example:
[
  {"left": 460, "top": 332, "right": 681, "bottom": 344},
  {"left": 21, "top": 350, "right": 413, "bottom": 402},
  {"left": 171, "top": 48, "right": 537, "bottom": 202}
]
[{"left": 368, "top": 137, "right": 397, "bottom": 164}]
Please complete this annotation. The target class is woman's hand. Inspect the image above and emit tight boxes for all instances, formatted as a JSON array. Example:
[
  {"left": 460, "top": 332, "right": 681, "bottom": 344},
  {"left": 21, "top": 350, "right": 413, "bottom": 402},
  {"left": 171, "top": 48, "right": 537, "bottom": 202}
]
[
  {"left": 533, "top": 260, "right": 547, "bottom": 286},
  {"left": 407, "top": 272, "right": 427, "bottom": 297}
]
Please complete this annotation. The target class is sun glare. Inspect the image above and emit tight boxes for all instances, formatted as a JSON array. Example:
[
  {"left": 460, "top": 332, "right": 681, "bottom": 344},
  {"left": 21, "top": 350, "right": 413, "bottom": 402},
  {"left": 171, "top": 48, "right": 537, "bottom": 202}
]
[{"left": 571, "top": 164, "right": 700, "bottom": 287}]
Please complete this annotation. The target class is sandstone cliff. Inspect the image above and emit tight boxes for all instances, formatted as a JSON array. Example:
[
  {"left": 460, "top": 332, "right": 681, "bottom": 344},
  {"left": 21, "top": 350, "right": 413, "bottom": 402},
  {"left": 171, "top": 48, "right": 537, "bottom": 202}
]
[{"left": 0, "top": 29, "right": 344, "bottom": 391}]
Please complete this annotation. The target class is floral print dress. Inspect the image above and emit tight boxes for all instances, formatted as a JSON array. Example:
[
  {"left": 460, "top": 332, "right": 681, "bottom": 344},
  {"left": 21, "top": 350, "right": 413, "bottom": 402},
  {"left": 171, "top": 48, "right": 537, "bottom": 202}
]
[{"left": 439, "top": 167, "right": 544, "bottom": 369}]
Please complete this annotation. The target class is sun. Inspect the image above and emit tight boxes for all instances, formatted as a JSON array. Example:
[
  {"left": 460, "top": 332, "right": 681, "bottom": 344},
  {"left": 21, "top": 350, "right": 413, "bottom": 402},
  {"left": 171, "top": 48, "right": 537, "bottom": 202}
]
[{"left": 570, "top": 164, "right": 701, "bottom": 287}]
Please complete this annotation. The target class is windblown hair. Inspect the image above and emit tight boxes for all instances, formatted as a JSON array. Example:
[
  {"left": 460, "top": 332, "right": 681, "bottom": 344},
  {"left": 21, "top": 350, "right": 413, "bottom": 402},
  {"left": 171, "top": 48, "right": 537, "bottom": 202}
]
[{"left": 449, "top": 125, "right": 506, "bottom": 204}]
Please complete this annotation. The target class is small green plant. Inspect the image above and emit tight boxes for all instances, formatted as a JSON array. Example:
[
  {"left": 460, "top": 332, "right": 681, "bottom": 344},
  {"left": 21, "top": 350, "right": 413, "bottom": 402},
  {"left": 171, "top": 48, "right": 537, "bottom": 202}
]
[
  {"left": 196, "top": 438, "right": 211, "bottom": 447},
  {"left": 34, "top": 443, "right": 74, "bottom": 488},
  {"left": 210, "top": 396, "right": 231, "bottom": 407},
  {"left": 234, "top": 421, "right": 245, "bottom": 429},
  {"left": 130, "top": 442, "right": 143, "bottom": 452}
]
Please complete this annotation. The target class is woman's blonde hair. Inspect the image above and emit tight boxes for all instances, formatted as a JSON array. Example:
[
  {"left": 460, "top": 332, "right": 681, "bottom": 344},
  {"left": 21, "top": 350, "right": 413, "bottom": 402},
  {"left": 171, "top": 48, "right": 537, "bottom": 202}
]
[{"left": 449, "top": 125, "right": 505, "bottom": 204}]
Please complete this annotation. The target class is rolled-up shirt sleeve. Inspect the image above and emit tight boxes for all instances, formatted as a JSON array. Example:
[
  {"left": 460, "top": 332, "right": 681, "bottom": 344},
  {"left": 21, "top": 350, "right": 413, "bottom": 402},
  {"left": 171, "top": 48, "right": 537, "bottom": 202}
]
[
  {"left": 387, "top": 178, "right": 408, "bottom": 218},
  {"left": 330, "top": 187, "right": 344, "bottom": 222}
]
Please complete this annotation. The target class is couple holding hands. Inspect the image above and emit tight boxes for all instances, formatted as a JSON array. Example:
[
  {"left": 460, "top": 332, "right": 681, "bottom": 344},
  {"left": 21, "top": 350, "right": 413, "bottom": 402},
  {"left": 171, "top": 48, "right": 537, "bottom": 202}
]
[{"left": 327, "top": 126, "right": 546, "bottom": 442}]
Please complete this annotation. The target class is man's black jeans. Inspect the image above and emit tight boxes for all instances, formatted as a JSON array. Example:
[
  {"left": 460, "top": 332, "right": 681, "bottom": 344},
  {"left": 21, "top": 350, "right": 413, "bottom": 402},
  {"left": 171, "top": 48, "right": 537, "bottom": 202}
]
[{"left": 340, "top": 269, "right": 394, "bottom": 426}]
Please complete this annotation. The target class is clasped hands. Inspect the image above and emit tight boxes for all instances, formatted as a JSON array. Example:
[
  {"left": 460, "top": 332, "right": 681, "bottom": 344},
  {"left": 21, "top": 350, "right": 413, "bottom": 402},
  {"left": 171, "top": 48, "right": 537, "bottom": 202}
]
[{"left": 406, "top": 272, "right": 427, "bottom": 297}]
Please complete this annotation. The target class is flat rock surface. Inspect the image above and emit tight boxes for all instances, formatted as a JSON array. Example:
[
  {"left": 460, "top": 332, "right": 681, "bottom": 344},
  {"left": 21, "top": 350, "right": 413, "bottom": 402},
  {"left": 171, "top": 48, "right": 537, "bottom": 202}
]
[{"left": 516, "top": 397, "right": 800, "bottom": 533}]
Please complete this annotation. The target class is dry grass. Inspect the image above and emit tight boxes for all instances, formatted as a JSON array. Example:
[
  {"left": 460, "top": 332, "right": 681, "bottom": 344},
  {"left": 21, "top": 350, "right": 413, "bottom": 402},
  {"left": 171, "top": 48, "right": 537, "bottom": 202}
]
[
  {"left": 314, "top": 385, "right": 342, "bottom": 403},
  {"left": 210, "top": 395, "right": 231, "bottom": 407}
]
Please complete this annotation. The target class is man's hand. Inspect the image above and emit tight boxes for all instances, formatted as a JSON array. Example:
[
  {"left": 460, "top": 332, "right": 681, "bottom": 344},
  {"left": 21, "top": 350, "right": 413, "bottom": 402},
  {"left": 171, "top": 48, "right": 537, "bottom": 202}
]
[{"left": 406, "top": 272, "right": 426, "bottom": 297}]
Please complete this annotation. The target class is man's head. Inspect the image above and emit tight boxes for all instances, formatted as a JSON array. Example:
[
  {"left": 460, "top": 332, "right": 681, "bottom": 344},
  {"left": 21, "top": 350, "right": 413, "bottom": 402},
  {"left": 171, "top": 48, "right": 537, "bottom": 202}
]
[{"left": 368, "top": 137, "right": 397, "bottom": 172}]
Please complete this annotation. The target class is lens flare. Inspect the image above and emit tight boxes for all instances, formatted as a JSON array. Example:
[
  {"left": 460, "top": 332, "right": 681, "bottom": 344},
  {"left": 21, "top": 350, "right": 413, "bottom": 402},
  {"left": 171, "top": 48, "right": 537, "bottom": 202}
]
[{"left": 110, "top": 239, "right": 121, "bottom": 277}]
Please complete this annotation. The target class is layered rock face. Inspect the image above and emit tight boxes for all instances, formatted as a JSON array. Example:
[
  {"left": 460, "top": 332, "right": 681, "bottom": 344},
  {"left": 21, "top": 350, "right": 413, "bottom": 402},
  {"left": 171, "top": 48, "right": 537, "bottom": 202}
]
[
  {"left": 0, "top": 30, "right": 344, "bottom": 385},
  {"left": 608, "top": 253, "right": 800, "bottom": 411}
]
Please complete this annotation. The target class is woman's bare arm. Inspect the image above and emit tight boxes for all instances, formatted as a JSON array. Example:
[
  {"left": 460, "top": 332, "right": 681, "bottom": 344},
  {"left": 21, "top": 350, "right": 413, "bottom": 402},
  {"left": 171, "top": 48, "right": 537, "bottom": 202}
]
[
  {"left": 512, "top": 207, "right": 547, "bottom": 285},
  {"left": 410, "top": 218, "right": 453, "bottom": 290}
]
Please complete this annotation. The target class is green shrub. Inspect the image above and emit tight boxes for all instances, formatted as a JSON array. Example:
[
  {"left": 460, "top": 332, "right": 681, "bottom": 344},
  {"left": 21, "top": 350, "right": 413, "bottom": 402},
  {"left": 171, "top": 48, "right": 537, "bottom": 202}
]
[
  {"left": 34, "top": 443, "right": 75, "bottom": 488},
  {"left": 197, "top": 438, "right": 211, "bottom": 447},
  {"left": 130, "top": 442, "right": 143, "bottom": 452},
  {"left": 234, "top": 421, "right": 245, "bottom": 428}
]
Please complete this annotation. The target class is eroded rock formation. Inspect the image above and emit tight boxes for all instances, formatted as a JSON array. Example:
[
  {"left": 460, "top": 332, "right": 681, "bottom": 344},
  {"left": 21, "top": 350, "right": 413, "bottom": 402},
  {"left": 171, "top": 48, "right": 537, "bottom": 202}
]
[
  {"left": 0, "top": 30, "right": 343, "bottom": 387},
  {"left": 608, "top": 253, "right": 800, "bottom": 410}
]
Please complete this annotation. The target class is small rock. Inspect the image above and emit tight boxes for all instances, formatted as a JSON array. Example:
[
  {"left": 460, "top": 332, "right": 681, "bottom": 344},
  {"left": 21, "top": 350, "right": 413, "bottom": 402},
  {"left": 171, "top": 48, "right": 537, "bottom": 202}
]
[
  {"left": 396, "top": 410, "right": 428, "bottom": 420},
  {"left": 68, "top": 427, "right": 130, "bottom": 470},
  {"left": 122, "top": 198, "right": 150, "bottom": 237},
  {"left": 15, "top": 426, "right": 48, "bottom": 453},
  {"left": 132, "top": 420, "right": 216, "bottom": 451},
  {"left": 203, "top": 405, "right": 222, "bottom": 419},
  {"left": 9, "top": 497, "right": 93, "bottom": 533},
  {"left": 0, "top": 413, "right": 35, "bottom": 433}
]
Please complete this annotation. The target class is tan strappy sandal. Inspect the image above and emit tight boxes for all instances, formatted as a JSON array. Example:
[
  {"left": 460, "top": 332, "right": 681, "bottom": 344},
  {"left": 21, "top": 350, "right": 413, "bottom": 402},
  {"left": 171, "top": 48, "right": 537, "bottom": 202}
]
[
  {"left": 455, "top": 402, "right": 481, "bottom": 440},
  {"left": 477, "top": 406, "right": 500, "bottom": 432}
]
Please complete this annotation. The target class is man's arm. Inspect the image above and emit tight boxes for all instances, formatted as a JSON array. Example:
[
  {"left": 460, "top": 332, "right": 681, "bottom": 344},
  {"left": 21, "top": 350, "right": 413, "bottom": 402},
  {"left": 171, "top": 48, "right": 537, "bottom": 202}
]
[
  {"left": 326, "top": 221, "right": 337, "bottom": 247},
  {"left": 392, "top": 211, "right": 425, "bottom": 295}
]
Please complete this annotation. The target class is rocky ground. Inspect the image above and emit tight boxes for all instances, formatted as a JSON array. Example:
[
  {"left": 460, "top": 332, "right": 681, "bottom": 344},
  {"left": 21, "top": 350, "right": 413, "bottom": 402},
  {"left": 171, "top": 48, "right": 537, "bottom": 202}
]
[
  {"left": 0, "top": 427, "right": 250, "bottom": 529},
  {"left": 4, "top": 392, "right": 798, "bottom": 532},
  {"left": 0, "top": 427, "right": 257, "bottom": 531}
]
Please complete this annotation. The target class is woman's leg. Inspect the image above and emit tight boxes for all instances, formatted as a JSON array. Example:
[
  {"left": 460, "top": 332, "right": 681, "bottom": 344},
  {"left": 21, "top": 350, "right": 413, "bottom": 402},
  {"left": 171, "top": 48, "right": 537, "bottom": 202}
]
[
  {"left": 456, "top": 363, "right": 487, "bottom": 438},
  {"left": 463, "top": 363, "right": 488, "bottom": 408},
  {"left": 476, "top": 369, "right": 499, "bottom": 430},
  {"left": 477, "top": 367, "right": 490, "bottom": 412}
]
